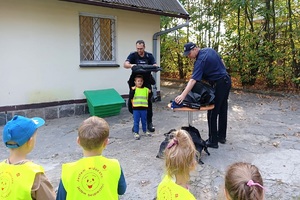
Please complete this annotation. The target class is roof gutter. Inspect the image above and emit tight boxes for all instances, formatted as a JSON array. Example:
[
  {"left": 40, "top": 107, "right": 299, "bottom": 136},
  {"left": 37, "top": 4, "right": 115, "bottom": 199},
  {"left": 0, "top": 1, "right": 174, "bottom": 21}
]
[
  {"left": 152, "top": 19, "right": 189, "bottom": 100},
  {"left": 61, "top": 0, "right": 189, "bottom": 19}
]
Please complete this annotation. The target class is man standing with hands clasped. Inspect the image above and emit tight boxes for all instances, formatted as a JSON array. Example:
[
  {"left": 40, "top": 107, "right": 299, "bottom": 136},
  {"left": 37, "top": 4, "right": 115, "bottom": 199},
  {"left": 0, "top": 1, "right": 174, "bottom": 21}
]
[
  {"left": 175, "top": 42, "right": 231, "bottom": 149},
  {"left": 124, "top": 40, "right": 158, "bottom": 133}
]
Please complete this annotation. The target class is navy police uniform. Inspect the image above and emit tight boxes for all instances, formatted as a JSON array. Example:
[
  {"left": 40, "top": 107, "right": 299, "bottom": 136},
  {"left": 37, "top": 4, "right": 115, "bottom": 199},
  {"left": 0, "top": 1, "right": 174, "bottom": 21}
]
[{"left": 191, "top": 48, "right": 231, "bottom": 146}]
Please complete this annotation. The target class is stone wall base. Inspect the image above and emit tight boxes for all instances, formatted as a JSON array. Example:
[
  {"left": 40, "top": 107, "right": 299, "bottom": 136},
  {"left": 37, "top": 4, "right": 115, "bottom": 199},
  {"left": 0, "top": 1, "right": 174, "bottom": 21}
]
[{"left": 0, "top": 103, "right": 89, "bottom": 126}]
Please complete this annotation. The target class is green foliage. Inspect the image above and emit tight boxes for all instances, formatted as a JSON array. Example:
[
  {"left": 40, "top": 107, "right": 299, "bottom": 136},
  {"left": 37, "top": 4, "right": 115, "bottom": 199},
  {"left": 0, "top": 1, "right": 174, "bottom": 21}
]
[
  {"left": 292, "top": 77, "right": 300, "bottom": 87},
  {"left": 160, "top": 0, "right": 300, "bottom": 91}
]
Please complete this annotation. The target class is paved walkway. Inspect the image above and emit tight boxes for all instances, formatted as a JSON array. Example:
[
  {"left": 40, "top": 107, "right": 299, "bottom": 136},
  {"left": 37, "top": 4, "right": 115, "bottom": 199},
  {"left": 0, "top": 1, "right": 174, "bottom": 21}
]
[{"left": 1, "top": 86, "right": 300, "bottom": 199}]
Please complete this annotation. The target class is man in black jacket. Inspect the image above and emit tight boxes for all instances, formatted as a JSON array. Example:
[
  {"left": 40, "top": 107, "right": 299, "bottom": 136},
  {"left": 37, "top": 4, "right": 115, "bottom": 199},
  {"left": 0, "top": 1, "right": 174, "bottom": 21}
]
[{"left": 124, "top": 40, "right": 157, "bottom": 132}]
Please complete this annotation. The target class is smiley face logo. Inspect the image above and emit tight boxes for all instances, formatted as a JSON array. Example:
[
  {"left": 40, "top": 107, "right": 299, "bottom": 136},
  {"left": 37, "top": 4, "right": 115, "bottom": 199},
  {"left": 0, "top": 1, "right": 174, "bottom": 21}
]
[
  {"left": 83, "top": 173, "right": 98, "bottom": 190},
  {"left": 77, "top": 168, "right": 104, "bottom": 195},
  {"left": 1, "top": 179, "right": 8, "bottom": 191},
  {"left": 0, "top": 172, "right": 13, "bottom": 198},
  {"left": 158, "top": 185, "right": 174, "bottom": 200}
]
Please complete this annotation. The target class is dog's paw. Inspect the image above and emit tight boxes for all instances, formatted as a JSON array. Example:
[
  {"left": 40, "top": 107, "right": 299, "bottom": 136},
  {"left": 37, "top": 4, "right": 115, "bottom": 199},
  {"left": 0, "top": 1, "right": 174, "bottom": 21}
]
[
  {"left": 156, "top": 154, "right": 163, "bottom": 159},
  {"left": 198, "top": 159, "right": 204, "bottom": 165},
  {"left": 203, "top": 147, "right": 210, "bottom": 156}
]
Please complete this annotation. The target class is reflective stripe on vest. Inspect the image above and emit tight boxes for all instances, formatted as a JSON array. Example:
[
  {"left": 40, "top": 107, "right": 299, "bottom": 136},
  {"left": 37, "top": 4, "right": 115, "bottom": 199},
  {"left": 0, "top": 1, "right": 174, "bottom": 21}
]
[
  {"left": 133, "top": 87, "right": 149, "bottom": 107},
  {"left": 61, "top": 156, "right": 121, "bottom": 200},
  {"left": 157, "top": 175, "right": 196, "bottom": 200},
  {"left": 0, "top": 160, "right": 44, "bottom": 200}
]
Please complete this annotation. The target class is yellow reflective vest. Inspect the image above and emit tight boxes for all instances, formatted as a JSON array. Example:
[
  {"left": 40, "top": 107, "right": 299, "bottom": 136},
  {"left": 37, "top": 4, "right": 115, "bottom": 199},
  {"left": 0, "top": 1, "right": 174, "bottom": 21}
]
[
  {"left": 0, "top": 160, "right": 44, "bottom": 200},
  {"left": 132, "top": 87, "right": 149, "bottom": 108},
  {"left": 157, "top": 175, "right": 196, "bottom": 200},
  {"left": 61, "top": 156, "right": 121, "bottom": 200}
]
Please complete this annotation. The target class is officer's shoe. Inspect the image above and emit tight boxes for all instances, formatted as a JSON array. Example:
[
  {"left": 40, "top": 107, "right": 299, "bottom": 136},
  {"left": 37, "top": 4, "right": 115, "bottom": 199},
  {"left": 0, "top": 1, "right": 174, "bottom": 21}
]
[
  {"left": 206, "top": 140, "right": 219, "bottom": 149},
  {"left": 147, "top": 122, "right": 155, "bottom": 132},
  {"left": 218, "top": 138, "right": 226, "bottom": 144}
]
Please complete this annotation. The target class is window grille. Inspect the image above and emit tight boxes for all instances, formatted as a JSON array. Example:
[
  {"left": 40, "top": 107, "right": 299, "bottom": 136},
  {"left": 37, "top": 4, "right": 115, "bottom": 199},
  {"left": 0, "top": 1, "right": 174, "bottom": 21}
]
[{"left": 79, "top": 14, "right": 116, "bottom": 64}]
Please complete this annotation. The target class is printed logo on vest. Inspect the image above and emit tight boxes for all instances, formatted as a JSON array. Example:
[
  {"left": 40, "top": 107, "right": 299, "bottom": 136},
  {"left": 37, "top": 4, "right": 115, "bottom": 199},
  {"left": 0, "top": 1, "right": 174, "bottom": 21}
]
[
  {"left": 158, "top": 185, "right": 179, "bottom": 199},
  {"left": 76, "top": 167, "right": 104, "bottom": 197},
  {"left": 0, "top": 171, "right": 13, "bottom": 198}
]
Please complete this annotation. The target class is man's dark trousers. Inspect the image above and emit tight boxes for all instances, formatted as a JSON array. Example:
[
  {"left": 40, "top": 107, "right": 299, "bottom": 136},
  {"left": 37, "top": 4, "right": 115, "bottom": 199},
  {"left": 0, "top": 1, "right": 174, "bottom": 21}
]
[{"left": 207, "top": 75, "right": 231, "bottom": 143}]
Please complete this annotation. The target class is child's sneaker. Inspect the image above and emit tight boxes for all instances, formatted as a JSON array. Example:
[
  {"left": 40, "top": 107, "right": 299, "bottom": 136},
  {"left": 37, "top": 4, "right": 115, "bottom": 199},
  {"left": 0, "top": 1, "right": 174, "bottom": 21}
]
[
  {"left": 144, "top": 131, "right": 152, "bottom": 137},
  {"left": 133, "top": 132, "right": 140, "bottom": 140}
]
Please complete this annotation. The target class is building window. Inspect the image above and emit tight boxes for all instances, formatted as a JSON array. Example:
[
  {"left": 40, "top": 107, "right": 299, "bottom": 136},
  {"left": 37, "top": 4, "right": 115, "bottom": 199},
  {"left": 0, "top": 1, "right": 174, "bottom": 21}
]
[{"left": 79, "top": 13, "right": 116, "bottom": 67}]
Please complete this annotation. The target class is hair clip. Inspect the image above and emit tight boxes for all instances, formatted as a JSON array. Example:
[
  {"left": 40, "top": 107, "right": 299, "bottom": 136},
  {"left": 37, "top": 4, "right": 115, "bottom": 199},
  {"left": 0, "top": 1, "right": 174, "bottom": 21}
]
[
  {"left": 247, "top": 180, "right": 265, "bottom": 190},
  {"left": 167, "top": 138, "right": 178, "bottom": 149}
]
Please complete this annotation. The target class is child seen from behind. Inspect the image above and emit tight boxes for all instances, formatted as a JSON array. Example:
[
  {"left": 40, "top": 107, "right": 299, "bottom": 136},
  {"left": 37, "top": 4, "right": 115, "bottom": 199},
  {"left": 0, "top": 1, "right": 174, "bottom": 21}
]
[
  {"left": 0, "top": 115, "right": 56, "bottom": 200},
  {"left": 56, "top": 116, "right": 127, "bottom": 200},
  {"left": 225, "top": 162, "right": 265, "bottom": 200},
  {"left": 156, "top": 129, "right": 198, "bottom": 200}
]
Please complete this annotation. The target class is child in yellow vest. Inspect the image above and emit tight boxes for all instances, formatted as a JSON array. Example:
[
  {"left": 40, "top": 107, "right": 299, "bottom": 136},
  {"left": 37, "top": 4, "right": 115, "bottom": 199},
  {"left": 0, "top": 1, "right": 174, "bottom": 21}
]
[
  {"left": 56, "top": 116, "right": 127, "bottom": 200},
  {"left": 0, "top": 115, "right": 56, "bottom": 200},
  {"left": 224, "top": 162, "right": 265, "bottom": 200},
  {"left": 129, "top": 75, "right": 152, "bottom": 140},
  {"left": 156, "top": 129, "right": 198, "bottom": 200}
]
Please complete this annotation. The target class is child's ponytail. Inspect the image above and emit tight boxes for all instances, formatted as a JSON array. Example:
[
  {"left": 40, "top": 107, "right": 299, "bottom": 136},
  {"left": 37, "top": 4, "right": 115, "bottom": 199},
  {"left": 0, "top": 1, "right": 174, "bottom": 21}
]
[{"left": 164, "top": 129, "right": 198, "bottom": 182}]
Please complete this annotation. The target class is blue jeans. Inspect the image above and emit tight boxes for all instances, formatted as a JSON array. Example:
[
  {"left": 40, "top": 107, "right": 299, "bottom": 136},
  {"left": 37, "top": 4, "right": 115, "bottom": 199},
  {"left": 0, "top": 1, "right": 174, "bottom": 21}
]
[{"left": 133, "top": 109, "right": 147, "bottom": 133}]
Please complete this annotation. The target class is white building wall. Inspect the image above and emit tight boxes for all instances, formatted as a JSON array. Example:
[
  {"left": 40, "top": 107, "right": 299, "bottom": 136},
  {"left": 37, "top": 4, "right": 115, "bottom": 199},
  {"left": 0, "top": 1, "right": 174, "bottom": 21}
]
[{"left": 0, "top": 0, "right": 160, "bottom": 107}]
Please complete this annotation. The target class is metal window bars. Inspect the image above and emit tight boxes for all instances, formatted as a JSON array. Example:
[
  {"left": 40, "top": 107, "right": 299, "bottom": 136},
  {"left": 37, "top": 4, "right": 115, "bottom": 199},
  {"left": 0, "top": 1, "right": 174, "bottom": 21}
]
[{"left": 80, "top": 15, "right": 115, "bottom": 62}]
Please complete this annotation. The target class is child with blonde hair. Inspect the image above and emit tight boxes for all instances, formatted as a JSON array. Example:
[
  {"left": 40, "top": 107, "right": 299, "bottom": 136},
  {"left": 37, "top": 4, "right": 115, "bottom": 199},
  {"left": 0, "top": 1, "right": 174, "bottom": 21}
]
[
  {"left": 225, "top": 162, "right": 265, "bottom": 200},
  {"left": 156, "top": 129, "right": 198, "bottom": 200},
  {"left": 56, "top": 116, "right": 127, "bottom": 200}
]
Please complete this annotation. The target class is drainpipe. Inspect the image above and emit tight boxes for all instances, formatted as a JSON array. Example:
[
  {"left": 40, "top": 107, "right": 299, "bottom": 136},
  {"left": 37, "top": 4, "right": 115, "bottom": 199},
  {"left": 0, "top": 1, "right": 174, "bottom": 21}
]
[{"left": 152, "top": 19, "right": 189, "bottom": 101}]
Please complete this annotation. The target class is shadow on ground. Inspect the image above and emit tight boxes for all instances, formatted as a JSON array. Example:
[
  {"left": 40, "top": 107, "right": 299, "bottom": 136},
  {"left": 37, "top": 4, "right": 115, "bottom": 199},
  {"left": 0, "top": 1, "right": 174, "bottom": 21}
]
[{"left": 1, "top": 86, "right": 300, "bottom": 199}]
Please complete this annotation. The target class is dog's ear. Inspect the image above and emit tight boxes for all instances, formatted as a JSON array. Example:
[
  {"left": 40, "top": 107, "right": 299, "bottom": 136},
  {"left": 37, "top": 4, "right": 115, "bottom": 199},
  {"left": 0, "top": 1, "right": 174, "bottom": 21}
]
[
  {"left": 164, "top": 129, "right": 176, "bottom": 136},
  {"left": 169, "top": 129, "right": 176, "bottom": 134}
]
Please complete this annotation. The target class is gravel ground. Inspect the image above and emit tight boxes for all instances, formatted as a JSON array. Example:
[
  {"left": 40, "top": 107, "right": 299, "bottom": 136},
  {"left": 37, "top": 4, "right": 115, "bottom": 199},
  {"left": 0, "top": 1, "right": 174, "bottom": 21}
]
[{"left": 1, "top": 85, "right": 300, "bottom": 199}]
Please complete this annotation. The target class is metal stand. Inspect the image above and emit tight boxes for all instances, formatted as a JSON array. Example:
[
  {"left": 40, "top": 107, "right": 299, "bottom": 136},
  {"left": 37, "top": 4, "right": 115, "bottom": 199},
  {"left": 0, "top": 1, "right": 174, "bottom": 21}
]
[{"left": 188, "top": 111, "right": 193, "bottom": 126}]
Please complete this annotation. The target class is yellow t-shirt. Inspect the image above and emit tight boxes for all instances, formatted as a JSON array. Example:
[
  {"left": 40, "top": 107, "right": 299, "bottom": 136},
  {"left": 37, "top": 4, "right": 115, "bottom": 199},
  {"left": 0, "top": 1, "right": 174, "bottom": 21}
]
[{"left": 157, "top": 175, "right": 196, "bottom": 200}]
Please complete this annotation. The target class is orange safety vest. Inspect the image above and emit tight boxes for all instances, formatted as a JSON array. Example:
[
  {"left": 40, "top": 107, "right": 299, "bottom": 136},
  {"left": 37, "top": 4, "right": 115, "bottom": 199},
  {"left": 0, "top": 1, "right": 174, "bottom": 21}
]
[
  {"left": 0, "top": 160, "right": 44, "bottom": 200},
  {"left": 61, "top": 156, "right": 121, "bottom": 200}
]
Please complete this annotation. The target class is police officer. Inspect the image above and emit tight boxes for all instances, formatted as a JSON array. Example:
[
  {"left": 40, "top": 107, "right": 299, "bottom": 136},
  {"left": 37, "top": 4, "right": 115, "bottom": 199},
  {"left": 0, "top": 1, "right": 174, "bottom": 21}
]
[
  {"left": 175, "top": 42, "right": 231, "bottom": 148},
  {"left": 124, "top": 40, "right": 158, "bottom": 132}
]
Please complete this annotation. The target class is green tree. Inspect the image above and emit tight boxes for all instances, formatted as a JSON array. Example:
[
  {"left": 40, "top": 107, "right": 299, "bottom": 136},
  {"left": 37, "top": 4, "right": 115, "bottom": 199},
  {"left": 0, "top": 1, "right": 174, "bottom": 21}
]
[{"left": 160, "top": 0, "right": 300, "bottom": 90}]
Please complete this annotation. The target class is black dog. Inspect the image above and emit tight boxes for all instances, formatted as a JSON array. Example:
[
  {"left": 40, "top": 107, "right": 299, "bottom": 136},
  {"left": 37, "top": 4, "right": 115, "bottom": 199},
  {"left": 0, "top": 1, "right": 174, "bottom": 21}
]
[
  {"left": 156, "top": 129, "right": 176, "bottom": 159},
  {"left": 181, "top": 125, "right": 210, "bottom": 164},
  {"left": 156, "top": 126, "right": 210, "bottom": 164}
]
